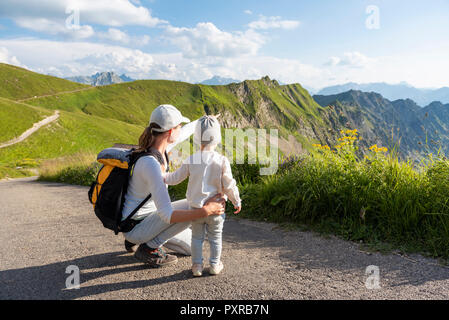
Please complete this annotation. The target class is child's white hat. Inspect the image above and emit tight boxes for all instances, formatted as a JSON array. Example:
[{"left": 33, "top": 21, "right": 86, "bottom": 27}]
[{"left": 193, "top": 115, "right": 221, "bottom": 146}]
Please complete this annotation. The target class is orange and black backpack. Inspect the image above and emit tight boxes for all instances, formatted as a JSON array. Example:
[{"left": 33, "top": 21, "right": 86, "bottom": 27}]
[{"left": 88, "top": 147, "right": 168, "bottom": 234}]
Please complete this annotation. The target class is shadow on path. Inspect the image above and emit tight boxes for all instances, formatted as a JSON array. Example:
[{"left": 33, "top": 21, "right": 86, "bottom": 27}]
[{"left": 0, "top": 250, "right": 195, "bottom": 299}]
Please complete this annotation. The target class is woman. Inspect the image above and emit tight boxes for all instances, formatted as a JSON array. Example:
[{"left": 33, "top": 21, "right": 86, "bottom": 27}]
[{"left": 121, "top": 104, "right": 225, "bottom": 268}]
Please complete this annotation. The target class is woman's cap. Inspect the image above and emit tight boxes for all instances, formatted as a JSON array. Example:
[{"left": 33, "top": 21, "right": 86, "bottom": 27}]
[
  {"left": 150, "top": 104, "right": 190, "bottom": 132},
  {"left": 193, "top": 115, "right": 221, "bottom": 146}
]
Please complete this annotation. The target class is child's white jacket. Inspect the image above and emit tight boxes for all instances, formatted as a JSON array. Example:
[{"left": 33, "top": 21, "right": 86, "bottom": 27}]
[{"left": 164, "top": 150, "right": 241, "bottom": 209}]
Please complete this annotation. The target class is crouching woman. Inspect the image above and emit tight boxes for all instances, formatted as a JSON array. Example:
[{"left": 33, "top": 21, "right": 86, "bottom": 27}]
[{"left": 122, "top": 104, "right": 225, "bottom": 267}]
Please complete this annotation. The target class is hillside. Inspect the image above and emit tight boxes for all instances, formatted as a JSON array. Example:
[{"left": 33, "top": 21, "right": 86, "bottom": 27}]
[
  {"left": 24, "top": 75, "right": 341, "bottom": 150},
  {"left": 1, "top": 64, "right": 351, "bottom": 179},
  {"left": 0, "top": 97, "right": 53, "bottom": 143},
  {"left": 0, "top": 63, "right": 90, "bottom": 100}
]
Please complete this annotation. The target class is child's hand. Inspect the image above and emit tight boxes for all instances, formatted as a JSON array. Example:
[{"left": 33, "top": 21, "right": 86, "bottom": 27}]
[{"left": 233, "top": 205, "right": 241, "bottom": 214}]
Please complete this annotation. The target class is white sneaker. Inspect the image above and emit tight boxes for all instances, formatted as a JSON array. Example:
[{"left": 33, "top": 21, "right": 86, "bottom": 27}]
[
  {"left": 192, "top": 263, "right": 203, "bottom": 277},
  {"left": 209, "top": 261, "right": 224, "bottom": 275}
]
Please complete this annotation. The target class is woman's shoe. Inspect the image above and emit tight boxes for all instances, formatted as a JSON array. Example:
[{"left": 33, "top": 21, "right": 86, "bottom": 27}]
[
  {"left": 134, "top": 244, "right": 178, "bottom": 268},
  {"left": 124, "top": 239, "right": 137, "bottom": 253},
  {"left": 209, "top": 261, "right": 224, "bottom": 275},
  {"left": 192, "top": 264, "right": 203, "bottom": 277}
]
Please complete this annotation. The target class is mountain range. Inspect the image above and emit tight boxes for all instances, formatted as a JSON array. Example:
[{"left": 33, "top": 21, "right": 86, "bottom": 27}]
[
  {"left": 1, "top": 62, "right": 448, "bottom": 181},
  {"left": 313, "top": 90, "right": 449, "bottom": 161},
  {"left": 317, "top": 82, "right": 449, "bottom": 107},
  {"left": 65, "top": 72, "right": 134, "bottom": 86}
]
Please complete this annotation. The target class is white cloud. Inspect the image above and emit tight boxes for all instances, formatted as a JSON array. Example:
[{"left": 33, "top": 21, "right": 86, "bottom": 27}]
[
  {"left": 244, "top": 10, "right": 253, "bottom": 15},
  {"left": 97, "top": 28, "right": 150, "bottom": 46},
  {"left": 15, "top": 17, "right": 94, "bottom": 39},
  {"left": 164, "top": 22, "right": 265, "bottom": 58},
  {"left": 98, "top": 28, "right": 130, "bottom": 44},
  {"left": 76, "top": 49, "right": 155, "bottom": 74},
  {"left": 0, "top": 39, "right": 179, "bottom": 80},
  {"left": 248, "top": 15, "right": 300, "bottom": 30},
  {"left": 2, "top": 36, "right": 448, "bottom": 91},
  {"left": 325, "top": 52, "right": 375, "bottom": 69},
  {"left": 148, "top": 52, "right": 326, "bottom": 86},
  {"left": 0, "top": 47, "right": 26, "bottom": 68},
  {"left": 0, "top": 0, "right": 165, "bottom": 27},
  {"left": 0, "top": 0, "right": 165, "bottom": 39}
]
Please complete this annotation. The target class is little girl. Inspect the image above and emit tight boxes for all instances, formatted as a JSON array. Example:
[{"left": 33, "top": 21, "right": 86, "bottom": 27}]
[{"left": 163, "top": 115, "right": 241, "bottom": 276}]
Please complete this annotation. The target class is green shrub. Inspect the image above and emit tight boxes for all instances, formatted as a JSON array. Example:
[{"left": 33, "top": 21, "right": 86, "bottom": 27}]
[{"left": 40, "top": 162, "right": 101, "bottom": 186}]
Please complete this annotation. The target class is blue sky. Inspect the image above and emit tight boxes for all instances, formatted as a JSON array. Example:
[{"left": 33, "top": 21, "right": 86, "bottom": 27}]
[{"left": 0, "top": 0, "right": 448, "bottom": 90}]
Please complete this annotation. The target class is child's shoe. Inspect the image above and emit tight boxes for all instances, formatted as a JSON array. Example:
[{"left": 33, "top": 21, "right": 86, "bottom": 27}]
[
  {"left": 192, "top": 263, "right": 203, "bottom": 277},
  {"left": 209, "top": 261, "right": 224, "bottom": 275}
]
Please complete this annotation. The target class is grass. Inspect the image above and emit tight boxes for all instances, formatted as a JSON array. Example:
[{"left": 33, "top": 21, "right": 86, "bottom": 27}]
[
  {"left": 38, "top": 152, "right": 100, "bottom": 186},
  {"left": 0, "top": 163, "right": 35, "bottom": 180},
  {"left": 26, "top": 80, "right": 207, "bottom": 126},
  {"left": 0, "top": 107, "right": 144, "bottom": 180},
  {"left": 0, "top": 97, "right": 53, "bottom": 142},
  {"left": 0, "top": 63, "right": 88, "bottom": 100},
  {"left": 239, "top": 129, "right": 449, "bottom": 262},
  {"left": 24, "top": 76, "right": 335, "bottom": 149}
]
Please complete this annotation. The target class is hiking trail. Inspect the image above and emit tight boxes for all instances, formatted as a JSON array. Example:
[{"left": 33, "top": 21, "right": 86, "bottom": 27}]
[{"left": 0, "top": 110, "right": 60, "bottom": 149}]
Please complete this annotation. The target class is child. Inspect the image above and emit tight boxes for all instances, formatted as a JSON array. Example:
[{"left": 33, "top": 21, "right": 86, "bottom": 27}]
[{"left": 163, "top": 115, "right": 241, "bottom": 276}]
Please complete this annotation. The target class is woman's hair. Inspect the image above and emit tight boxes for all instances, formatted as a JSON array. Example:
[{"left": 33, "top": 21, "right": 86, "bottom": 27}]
[{"left": 133, "top": 122, "right": 164, "bottom": 154}]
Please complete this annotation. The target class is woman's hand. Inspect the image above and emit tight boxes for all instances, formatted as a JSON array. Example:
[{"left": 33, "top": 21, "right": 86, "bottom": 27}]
[{"left": 202, "top": 193, "right": 226, "bottom": 217}]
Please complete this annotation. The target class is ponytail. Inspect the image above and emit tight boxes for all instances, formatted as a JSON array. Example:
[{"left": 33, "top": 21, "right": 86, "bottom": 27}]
[{"left": 134, "top": 122, "right": 164, "bottom": 154}]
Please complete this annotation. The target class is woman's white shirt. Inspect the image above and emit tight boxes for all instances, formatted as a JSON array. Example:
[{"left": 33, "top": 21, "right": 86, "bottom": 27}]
[
  {"left": 122, "top": 155, "right": 173, "bottom": 223},
  {"left": 121, "top": 119, "right": 198, "bottom": 224}
]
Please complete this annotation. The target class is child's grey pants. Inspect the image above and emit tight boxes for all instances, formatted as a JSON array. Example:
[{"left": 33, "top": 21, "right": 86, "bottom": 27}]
[{"left": 190, "top": 206, "right": 226, "bottom": 266}]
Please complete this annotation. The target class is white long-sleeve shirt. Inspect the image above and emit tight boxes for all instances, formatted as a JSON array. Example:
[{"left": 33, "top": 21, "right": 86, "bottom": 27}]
[
  {"left": 164, "top": 150, "right": 241, "bottom": 209},
  {"left": 121, "top": 119, "right": 198, "bottom": 224}
]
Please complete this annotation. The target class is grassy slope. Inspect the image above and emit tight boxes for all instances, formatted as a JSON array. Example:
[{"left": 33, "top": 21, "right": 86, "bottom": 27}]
[
  {"left": 0, "top": 102, "right": 144, "bottom": 179},
  {"left": 27, "top": 77, "right": 331, "bottom": 145},
  {"left": 0, "top": 63, "right": 89, "bottom": 100},
  {"left": 27, "top": 80, "right": 206, "bottom": 126},
  {"left": 0, "top": 109, "right": 143, "bottom": 163},
  {"left": 0, "top": 98, "right": 53, "bottom": 142}
]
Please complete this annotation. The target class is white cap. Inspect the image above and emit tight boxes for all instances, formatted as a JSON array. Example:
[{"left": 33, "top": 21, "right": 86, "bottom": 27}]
[
  {"left": 149, "top": 104, "right": 190, "bottom": 132},
  {"left": 193, "top": 115, "right": 221, "bottom": 146}
]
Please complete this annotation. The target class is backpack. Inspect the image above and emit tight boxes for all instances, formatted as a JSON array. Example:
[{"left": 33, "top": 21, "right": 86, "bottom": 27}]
[{"left": 88, "top": 147, "right": 169, "bottom": 235}]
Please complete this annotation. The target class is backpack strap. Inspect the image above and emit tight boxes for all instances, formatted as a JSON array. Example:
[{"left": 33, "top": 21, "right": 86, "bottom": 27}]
[{"left": 120, "top": 148, "right": 169, "bottom": 225}]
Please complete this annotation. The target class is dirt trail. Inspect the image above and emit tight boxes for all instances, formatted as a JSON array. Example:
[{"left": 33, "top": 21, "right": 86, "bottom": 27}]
[
  {"left": 16, "top": 87, "right": 94, "bottom": 103},
  {"left": 0, "top": 110, "right": 60, "bottom": 149},
  {"left": 0, "top": 177, "right": 448, "bottom": 300}
]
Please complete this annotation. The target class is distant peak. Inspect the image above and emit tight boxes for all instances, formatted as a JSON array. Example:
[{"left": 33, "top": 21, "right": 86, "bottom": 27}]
[
  {"left": 199, "top": 75, "right": 240, "bottom": 85},
  {"left": 427, "top": 101, "right": 444, "bottom": 107},
  {"left": 65, "top": 71, "right": 134, "bottom": 86}
]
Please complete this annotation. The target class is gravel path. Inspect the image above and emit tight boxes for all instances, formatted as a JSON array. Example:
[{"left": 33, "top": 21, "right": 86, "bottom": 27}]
[
  {"left": 0, "top": 177, "right": 448, "bottom": 300},
  {"left": 0, "top": 111, "right": 59, "bottom": 149}
]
